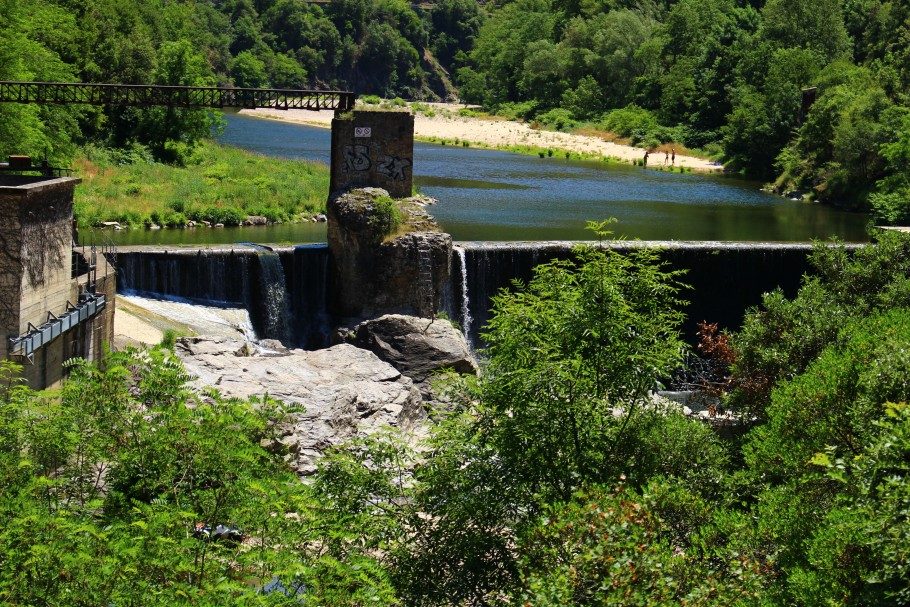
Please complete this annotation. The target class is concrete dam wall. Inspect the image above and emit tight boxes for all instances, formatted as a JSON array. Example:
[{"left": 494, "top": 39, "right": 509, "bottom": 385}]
[
  {"left": 117, "top": 241, "right": 851, "bottom": 348},
  {"left": 117, "top": 245, "right": 329, "bottom": 348}
]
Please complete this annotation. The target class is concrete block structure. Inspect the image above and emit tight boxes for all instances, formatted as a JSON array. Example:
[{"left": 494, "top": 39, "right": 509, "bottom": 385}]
[
  {"left": 330, "top": 110, "right": 414, "bottom": 198},
  {"left": 0, "top": 173, "right": 115, "bottom": 389}
]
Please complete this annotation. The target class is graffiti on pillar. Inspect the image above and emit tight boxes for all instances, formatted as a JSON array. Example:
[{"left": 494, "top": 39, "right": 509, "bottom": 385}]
[
  {"left": 343, "top": 145, "right": 371, "bottom": 172},
  {"left": 377, "top": 155, "right": 412, "bottom": 181}
]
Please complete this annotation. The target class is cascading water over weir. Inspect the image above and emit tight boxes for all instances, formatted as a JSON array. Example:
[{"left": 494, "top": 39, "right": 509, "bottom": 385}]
[
  {"left": 117, "top": 245, "right": 331, "bottom": 349},
  {"left": 117, "top": 241, "right": 862, "bottom": 351},
  {"left": 238, "top": 243, "right": 293, "bottom": 345},
  {"left": 453, "top": 246, "right": 473, "bottom": 341}
]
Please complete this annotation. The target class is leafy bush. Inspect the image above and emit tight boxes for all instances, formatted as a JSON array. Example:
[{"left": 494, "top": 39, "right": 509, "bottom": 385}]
[
  {"left": 478, "top": 241, "right": 689, "bottom": 501},
  {"left": 493, "top": 100, "right": 538, "bottom": 121},
  {"left": 0, "top": 351, "right": 397, "bottom": 605},
  {"left": 739, "top": 311, "right": 910, "bottom": 605},
  {"left": 368, "top": 195, "right": 403, "bottom": 239},
  {"left": 745, "top": 309, "right": 910, "bottom": 481},
  {"left": 600, "top": 104, "right": 659, "bottom": 138},
  {"left": 730, "top": 231, "right": 910, "bottom": 418},
  {"left": 536, "top": 108, "right": 576, "bottom": 131},
  {"left": 516, "top": 483, "right": 765, "bottom": 606},
  {"left": 870, "top": 189, "right": 910, "bottom": 225}
]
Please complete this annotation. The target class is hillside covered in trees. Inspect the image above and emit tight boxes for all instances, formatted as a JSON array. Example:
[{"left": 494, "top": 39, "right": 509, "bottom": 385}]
[
  {"left": 1, "top": 0, "right": 908, "bottom": 218},
  {"left": 458, "top": 0, "right": 910, "bottom": 219},
  {"left": 0, "top": 0, "right": 481, "bottom": 164}
]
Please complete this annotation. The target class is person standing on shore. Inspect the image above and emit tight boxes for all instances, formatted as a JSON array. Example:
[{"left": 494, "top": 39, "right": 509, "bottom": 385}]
[
  {"left": 671, "top": 148, "right": 676, "bottom": 166},
  {"left": 643, "top": 150, "right": 649, "bottom": 166},
  {"left": 664, "top": 151, "right": 669, "bottom": 165}
]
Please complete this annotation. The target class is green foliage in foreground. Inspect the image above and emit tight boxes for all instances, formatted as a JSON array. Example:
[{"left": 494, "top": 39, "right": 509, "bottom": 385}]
[
  {"left": 0, "top": 349, "right": 395, "bottom": 606},
  {"left": 730, "top": 230, "right": 910, "bottom": 419},
  {"left": 314, "top": 233, "right": 910, "bottom": 606},
  {"left": 73, "top": 142, "right": 329, "bottom": 229},
  {"left": 6, "top": 234, "right": 910, "bottom": 606}
]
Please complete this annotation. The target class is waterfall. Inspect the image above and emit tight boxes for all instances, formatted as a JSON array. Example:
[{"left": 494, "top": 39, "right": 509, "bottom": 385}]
[
  {"left": 454, "top": 246, "right": 473, "bottom": 341},
  {"left": 117, "top": 249, "right": 252, "bottom": 305},
  {"left": 243, "top": 243, "right": 293, "bottom": 345},
  {"left": 284, "top": 245, "right": 331, "bottom": 349},
  {"left": 451, "top": 241, "right": 837, "bottom": 348},
  {"left": 119, "top": 241, "right": 842, "bottom": 352}
]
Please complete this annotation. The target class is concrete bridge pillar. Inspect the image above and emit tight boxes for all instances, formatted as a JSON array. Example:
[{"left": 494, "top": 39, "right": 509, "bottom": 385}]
[{"left": 330, "top": 110, "right": 414, "bottom": 198}]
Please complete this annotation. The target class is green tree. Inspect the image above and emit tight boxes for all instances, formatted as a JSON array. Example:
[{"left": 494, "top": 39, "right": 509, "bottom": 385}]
[
  {"left": 870, "top": 108, "right": 910, "bottom": 223},
  {"left": 0, "top": 0, "right": 81, "bottom": 163},
  {"left": 428, "top": 0, "right": 483, "bottom": 71},
  {"left": 231, "top": 49, "right": 269, "bottom": 87},
  {"left": 759, "top": 0, "right": 852, "bottom": 64},
  {"left": 725, "top": 47, "right": 822, "bottom": 177},
  {"left": 124, "top": 39, "right": 223, "bottom": 164},
  {"left": 0, "top": 349, "right": 398, "bottom": 605},
  {"left": 464, "top": 0, "right": 557, "bottom": 106}
]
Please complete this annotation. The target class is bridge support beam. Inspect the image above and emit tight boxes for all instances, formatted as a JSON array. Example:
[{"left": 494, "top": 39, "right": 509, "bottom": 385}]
[{"left": 330, "top": 110, "right": 414, "bottom": 198}]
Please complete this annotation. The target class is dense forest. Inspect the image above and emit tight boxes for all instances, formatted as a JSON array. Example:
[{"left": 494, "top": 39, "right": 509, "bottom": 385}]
[
  {"left": 457, "top": 0, "right": 910, "bottom": 219},
  {"left": 3, "top": 231, "right": 910, "bottom": 604},
  {"left": 2, "top": 0, "right": 908, "bottom": 217},
  {"left": 0, "top": 0, "right": 481, "bottom": 163}
]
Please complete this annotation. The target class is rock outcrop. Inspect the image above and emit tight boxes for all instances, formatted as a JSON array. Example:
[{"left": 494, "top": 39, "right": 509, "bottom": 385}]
[
  {"left": 327, "top": 187, "right": 451, "bottom": 320},
  {"left": 348, "top": 314, "right": 478, "bottom": 386},
  {"left": 177, "top": 336, "right": 424, "bottom": 476}
]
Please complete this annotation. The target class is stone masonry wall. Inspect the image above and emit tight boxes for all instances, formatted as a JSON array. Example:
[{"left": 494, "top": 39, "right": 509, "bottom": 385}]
[
  {"left": 0, "top": 176, "right": 103, "bottom": 389},
  {"left": 330, "top": 110, "right": 414, "bottom": 198},
  {"left": 0, "top": 195, "right": 23, "bottom": 360},
  {"left": 16, "top": 183, "right": 74, "bottom": 334}
]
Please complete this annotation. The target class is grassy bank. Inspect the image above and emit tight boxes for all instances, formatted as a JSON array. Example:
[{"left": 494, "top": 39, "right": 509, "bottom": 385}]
[{"left": 74, "top": 142, "right": 329, "bottom": 229}]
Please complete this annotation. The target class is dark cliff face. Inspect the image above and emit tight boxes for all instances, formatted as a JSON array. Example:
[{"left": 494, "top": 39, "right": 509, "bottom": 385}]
[{"left": 327, "top": 188, "right": 452, "bottom": 321}]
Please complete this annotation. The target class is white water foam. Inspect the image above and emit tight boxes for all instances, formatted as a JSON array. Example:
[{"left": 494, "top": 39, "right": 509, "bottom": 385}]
[
  {"left": 119, "top": 294, "right": 258, "bottom": 342},
  {"left": 455, "top": 246, "right": 472, "bottom": 341}
]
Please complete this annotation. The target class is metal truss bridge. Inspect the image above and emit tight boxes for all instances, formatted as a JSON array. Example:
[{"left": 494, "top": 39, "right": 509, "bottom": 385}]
[{"left": 0, "top": 81, "right": 356, "bottom": 111}]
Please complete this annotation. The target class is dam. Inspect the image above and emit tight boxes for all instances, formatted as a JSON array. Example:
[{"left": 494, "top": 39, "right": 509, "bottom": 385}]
[{"left": 117, "top": 240, "right": 852, "bottom": 349}]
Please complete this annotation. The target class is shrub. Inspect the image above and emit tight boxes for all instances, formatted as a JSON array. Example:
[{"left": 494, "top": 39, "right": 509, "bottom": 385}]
[
  {"left": 478, "top": 239, "right": 688, "bottom": 502},
  {"left": 536, "top": 108, "right": 576, "bottom": 131},
  {"left": 493, "top": 100, "right": 538, "bottom": 121},
  {"left": 730, "top": 231, "right": 910, "bottom": 418},
  {"left": 601, "top": 104, "right": 659, "bottom": 138},
  {"left": 0, "top": 350, "right": 398, "bottom": 605},
  {"left": 368, "top": 195, "right": 402, "bottom": 239},
  {"left": 745, "top": 308, "right": 910, "bottom": 481},
  {"left": 516, "top": 483, "right": 765, "bottom": 606},
  {"left": 188, "top": 205, "right": 246, "bottom": 226},
  {"left": 870, "top": 187, "right": 910, "bottom": 225}
]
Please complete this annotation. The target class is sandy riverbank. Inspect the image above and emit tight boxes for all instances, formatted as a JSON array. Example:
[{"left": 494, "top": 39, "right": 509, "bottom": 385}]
[{"left": 240, "top": 103, "right": 723, "bottom": 172}]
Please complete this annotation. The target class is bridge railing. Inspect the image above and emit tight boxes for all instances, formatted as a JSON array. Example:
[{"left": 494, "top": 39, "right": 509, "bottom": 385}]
[{"left": 0, "top": 81, "right": 356, "bottom": 111}]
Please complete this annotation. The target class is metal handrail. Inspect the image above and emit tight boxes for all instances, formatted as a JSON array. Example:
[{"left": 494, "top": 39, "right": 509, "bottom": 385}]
[{"left": 0, "top": 81, "right": 357, "bottom": 111}]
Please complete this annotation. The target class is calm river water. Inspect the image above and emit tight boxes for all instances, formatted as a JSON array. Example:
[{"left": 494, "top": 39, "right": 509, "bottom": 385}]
[{"left": 102, "top": 113, "right": 869, "bottom": 245}]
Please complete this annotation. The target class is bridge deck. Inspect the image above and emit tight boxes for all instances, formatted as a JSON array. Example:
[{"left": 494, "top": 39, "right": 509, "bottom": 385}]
[{"left": 0, "top": 81, "right": 355, "bottom": 111}]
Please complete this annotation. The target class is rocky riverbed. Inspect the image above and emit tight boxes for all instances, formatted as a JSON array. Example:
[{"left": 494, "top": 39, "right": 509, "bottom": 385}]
[{"left": 175, "top": 314, "right": 478, "bottom": 477}]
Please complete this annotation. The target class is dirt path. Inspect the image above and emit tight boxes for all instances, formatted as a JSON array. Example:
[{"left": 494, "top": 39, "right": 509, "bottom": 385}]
[{"left": 240, "top": 103, "right": 723, "bottom": 172}]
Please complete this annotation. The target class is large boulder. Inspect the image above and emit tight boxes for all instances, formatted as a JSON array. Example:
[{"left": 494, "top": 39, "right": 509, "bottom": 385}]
[
  {"left": 177, "top": 336, "right": 424, "bottom": 476},
  {"left": 349, "top": 314, "right": 479, "bottom": 384},
  {"left": 327, "top": 187, "right": 451, "bottom": 320}
]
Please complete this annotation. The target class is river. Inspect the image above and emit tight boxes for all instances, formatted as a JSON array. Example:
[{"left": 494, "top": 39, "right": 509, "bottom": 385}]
[{"left": 100, "top": 113, "right": 869, "bottom": 246}]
